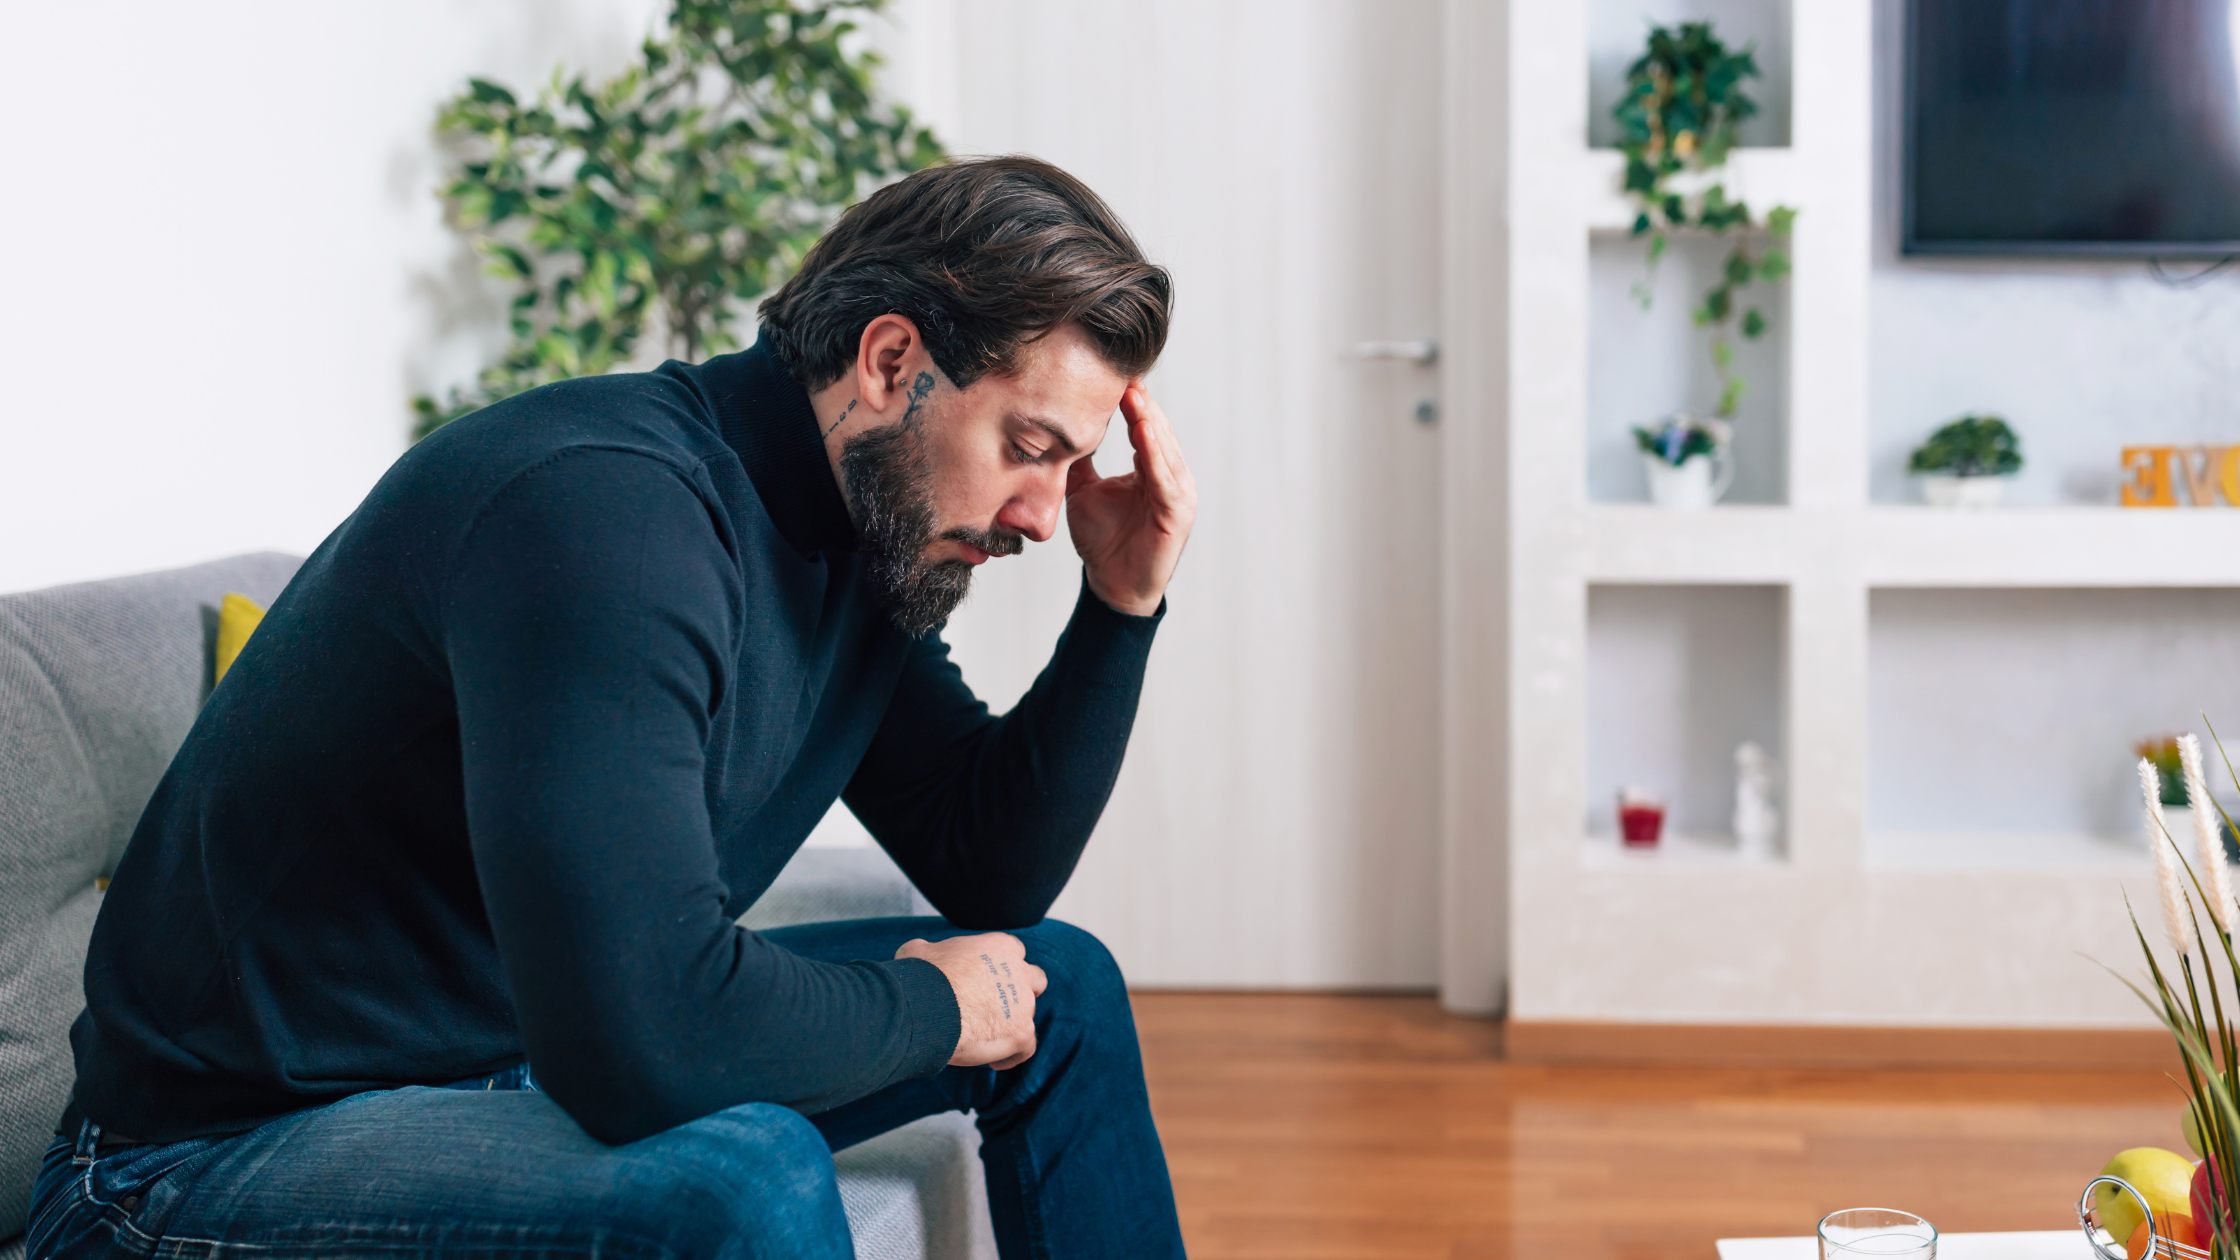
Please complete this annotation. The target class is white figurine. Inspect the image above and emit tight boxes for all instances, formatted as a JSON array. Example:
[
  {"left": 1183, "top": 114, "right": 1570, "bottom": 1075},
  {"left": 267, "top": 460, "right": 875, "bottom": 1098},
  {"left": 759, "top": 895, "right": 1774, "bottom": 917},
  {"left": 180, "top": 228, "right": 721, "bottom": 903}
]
[{"left": 1733, "top": 741, "right": 1780, "bottom": 860}]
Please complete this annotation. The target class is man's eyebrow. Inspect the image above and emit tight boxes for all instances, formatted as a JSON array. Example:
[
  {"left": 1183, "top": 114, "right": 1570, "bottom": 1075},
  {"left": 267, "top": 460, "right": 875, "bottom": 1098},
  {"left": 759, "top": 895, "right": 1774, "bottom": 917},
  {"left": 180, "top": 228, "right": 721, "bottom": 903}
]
[{"left": 1018, "top": 415, "right": 1082, "bottom": 455}]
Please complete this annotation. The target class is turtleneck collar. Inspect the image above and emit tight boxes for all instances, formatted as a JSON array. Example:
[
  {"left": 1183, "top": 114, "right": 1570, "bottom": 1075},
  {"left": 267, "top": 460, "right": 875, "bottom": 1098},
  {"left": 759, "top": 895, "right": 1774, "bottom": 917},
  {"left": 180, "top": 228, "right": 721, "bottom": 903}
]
[{"left": 703, "top": 340, "right": 858, "bottom": 557}]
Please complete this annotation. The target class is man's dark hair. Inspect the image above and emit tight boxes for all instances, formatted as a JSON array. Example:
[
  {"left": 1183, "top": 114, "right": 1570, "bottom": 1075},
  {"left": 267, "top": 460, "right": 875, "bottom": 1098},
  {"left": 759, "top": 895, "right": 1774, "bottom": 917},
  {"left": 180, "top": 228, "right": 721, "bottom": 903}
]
[{"left": 758, "top": 156, "right": 1172, "bottom": 392}]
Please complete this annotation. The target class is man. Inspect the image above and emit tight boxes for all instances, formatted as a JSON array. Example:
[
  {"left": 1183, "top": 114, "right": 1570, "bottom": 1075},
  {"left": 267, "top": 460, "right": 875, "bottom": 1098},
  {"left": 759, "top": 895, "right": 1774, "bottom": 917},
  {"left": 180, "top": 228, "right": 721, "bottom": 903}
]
[{"left": 30, "top": 156, "right": 1194, "bottom": 1260}]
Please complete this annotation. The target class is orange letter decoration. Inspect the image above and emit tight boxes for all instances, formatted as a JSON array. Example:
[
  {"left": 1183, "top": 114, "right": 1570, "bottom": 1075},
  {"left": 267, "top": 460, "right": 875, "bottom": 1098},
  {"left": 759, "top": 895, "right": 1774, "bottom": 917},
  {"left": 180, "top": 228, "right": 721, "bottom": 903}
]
[
  {"left": 2179, "top": 446, "right": 2222, "bottom": 506},
  {"left": 2122, "top": 446, "right": 2177, "bottom": 507}
]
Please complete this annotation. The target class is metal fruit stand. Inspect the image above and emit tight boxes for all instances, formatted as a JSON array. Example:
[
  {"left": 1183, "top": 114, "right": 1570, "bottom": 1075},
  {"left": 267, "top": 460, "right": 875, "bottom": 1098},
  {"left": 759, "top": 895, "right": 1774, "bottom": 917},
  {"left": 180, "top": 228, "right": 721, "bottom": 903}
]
[{"left": 2084, "top": 1175, "right": 2213, "bottom": 1260}]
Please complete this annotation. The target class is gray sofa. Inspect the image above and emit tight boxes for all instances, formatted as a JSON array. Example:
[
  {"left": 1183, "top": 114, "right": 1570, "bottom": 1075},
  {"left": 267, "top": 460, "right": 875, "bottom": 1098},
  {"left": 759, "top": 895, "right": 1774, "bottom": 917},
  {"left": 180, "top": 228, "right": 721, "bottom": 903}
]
[{"left": 0, "top": 555, "right": 994, "bottom": 1260}]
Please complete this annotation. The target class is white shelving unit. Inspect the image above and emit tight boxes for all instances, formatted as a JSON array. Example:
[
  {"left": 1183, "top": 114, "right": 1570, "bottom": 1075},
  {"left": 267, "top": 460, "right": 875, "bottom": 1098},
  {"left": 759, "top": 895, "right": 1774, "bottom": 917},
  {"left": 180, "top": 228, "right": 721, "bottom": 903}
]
[{"left": 1447, "top": 1, "right": 2237, "bottom": 1029}]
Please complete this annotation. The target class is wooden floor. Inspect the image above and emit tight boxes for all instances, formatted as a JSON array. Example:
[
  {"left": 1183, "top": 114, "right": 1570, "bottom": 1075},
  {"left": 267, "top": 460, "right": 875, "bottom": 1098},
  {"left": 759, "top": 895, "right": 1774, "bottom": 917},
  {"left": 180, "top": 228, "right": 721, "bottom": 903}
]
[{"left": 1131, "top": 992, "right": 2185, "bottom": 1260}]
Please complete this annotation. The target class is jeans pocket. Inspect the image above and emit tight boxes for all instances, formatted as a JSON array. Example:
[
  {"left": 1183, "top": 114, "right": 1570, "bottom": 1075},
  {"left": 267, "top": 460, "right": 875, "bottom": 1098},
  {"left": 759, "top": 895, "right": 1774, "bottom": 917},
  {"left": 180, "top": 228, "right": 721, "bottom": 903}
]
[
  {"left": 89, "top": 1137, "right": 226, "bottom": 1246},
  {"left": 29, "top": 1135, "right": 227, "bottom": 1260},
  {"left": 86, "top": 1139, "right": 220, "bottom": 1203}
]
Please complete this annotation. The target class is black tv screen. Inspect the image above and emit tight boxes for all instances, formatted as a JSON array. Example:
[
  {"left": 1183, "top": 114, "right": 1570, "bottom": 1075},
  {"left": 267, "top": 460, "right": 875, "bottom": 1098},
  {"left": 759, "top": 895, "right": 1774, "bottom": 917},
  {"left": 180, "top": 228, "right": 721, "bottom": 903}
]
[{"left": 1906, "top": 0, "right": 2240, "bottom": 255}]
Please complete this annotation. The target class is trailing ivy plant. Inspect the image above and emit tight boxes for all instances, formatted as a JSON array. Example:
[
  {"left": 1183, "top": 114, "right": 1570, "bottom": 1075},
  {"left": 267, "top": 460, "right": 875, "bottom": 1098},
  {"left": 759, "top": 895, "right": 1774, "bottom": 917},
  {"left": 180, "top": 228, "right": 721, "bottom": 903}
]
[
  {"left": 411, "top": 0, "right": 944, "bottom": 439},
  {"left": 1614, "top": 21, "right": 1795, "bottom": 420}
]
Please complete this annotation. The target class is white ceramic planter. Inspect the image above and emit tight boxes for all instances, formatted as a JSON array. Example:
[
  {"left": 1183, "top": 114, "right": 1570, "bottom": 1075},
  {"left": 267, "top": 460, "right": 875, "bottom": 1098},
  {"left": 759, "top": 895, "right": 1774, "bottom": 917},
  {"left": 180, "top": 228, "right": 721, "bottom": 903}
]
[
  {"left": 1918, "top": 473, "right": 2008, "bottom": 509},
  {"left": 1642, "top": 450, "right": 1732, "bottom": 510}
]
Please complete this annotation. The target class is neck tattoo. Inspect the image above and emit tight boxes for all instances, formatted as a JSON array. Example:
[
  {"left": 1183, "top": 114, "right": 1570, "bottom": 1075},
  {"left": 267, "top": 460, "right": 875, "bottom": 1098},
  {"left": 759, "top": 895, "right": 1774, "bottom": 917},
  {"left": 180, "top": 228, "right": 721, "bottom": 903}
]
[
  {"left": 822, "top": 398, "right": 857, "bottom": 439},
  {"left": 900, "top": 371, "right": 935, "bottom": 428}
]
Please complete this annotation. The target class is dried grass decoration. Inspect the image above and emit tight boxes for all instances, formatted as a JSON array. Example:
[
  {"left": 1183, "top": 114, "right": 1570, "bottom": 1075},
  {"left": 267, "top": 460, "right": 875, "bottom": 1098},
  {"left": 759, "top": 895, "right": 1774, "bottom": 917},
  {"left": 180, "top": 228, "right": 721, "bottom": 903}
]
[{"left": 2104, "top": 726, "right": 2240, "bottom": 1257}]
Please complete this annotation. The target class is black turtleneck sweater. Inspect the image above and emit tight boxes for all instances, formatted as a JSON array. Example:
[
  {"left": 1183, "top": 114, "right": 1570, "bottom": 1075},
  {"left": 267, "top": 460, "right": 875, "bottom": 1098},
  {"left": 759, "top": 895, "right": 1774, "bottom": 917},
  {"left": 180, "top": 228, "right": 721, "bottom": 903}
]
[{"left": 69, "top": 342, "right": 1160, "bottom": 1146}]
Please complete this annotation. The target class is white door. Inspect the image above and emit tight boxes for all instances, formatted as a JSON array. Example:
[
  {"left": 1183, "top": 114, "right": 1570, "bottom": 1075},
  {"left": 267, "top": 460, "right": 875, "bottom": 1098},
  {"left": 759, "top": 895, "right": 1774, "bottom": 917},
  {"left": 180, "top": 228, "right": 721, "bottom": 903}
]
[{"left": 859, "top": 0, "right": 1450, "bottom": 989}]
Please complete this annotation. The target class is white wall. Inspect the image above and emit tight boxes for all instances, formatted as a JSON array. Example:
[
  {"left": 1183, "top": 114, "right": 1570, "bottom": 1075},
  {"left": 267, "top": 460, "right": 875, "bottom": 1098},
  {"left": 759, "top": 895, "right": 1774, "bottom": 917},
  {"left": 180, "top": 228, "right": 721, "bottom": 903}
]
[
  {"left": 1, "top": 0, "right": 1450, "bottom": 990},
  {"left": 1868, "top": 0, "right": 2240, "bottom": 506},
  {"left": 0, "top": 0, "right": 666, "bottom": 594}
]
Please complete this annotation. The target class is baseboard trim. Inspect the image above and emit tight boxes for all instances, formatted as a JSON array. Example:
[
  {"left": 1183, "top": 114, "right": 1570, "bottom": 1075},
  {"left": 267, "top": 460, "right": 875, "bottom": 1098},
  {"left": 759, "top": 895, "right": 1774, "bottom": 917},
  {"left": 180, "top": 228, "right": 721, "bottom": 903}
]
[{"left": 1505, "top": 1019, "right": 2181, "bottom": 1072}]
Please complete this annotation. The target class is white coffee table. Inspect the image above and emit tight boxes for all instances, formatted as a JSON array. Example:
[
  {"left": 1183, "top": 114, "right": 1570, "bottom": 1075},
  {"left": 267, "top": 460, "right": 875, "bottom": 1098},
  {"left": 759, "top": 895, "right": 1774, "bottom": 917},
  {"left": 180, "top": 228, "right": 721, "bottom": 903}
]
[{"left": 1718, "top": 1232, "right": 2093, "bottom": 1260}]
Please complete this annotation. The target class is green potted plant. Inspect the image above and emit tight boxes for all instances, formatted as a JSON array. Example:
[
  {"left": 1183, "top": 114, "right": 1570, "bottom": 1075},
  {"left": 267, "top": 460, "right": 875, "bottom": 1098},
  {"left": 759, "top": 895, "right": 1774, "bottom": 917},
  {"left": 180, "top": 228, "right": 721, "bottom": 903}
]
[
  {"left": 1908, "top": 414, "right": 2022, "bottom": 508},
  {"left": 411, "top": 0, "right": 943, "bottom": 439},
  {"left": 1633, "top": 413, "right": 1732, "bottom": 509},
  {"left": 2141, "top": 737, "right": 2190, "bottom": 810},
  {"left": 1614, "top": 22, "right": 1795, "bottom": 429}
]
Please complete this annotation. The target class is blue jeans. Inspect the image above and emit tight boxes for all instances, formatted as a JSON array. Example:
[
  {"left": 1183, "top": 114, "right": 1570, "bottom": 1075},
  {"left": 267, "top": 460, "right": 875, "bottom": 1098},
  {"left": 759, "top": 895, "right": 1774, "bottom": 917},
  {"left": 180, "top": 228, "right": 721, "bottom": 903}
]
[{"left": 26, "top": 918, "right": 1183, "bottom": 1260}]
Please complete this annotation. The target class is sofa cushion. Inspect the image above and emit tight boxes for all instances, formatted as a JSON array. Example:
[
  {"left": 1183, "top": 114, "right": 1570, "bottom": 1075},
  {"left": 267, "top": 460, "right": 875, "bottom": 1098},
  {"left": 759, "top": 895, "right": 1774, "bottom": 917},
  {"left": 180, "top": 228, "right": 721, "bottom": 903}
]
[
  {"left": 834, "top": 1112, "right": 996, "bottom": 1260},
  {"left": 0, "top": 554, "right": 302, "bottom": 1241},
  {"left": 212, "top": 591, "right": 268, "bottom": 685}
]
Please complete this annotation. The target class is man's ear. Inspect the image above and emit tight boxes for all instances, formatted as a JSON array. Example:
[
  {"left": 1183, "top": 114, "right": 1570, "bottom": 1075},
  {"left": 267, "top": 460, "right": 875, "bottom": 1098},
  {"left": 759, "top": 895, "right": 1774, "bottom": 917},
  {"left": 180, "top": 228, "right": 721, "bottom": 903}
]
[{"left": 854, "top": 314, "right": 924, "bottom": 416}]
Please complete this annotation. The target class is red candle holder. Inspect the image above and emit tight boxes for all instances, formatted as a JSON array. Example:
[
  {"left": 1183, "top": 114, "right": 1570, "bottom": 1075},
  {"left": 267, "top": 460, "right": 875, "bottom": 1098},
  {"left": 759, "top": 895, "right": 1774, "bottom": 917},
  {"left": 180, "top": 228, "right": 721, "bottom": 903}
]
[{"left": 1618, "top": 798, "right": 1665, "bottom": 847}]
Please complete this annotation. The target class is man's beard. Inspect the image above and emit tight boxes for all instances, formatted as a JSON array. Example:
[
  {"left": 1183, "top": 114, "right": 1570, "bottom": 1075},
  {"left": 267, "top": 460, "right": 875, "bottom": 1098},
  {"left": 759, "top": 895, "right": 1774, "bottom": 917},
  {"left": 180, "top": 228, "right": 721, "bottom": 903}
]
[{"left": 841, "top": 420, "right": 1024, "bottom": 637}]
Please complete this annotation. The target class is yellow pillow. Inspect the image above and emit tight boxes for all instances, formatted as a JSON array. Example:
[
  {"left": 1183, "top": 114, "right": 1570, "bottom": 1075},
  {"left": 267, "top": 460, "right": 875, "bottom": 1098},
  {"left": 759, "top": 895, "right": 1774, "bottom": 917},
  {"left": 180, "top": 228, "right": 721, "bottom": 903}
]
[{"left": 214, "top": 592, "right": 267, "bottom": 685}]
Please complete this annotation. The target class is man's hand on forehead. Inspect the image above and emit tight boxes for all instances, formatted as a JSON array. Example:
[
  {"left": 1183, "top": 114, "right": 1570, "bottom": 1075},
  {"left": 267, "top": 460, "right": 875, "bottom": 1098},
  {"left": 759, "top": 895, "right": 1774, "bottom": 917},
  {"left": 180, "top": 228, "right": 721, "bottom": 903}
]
[{"left": 1062, "top": 384, "right": 1197, "bottom": 618}]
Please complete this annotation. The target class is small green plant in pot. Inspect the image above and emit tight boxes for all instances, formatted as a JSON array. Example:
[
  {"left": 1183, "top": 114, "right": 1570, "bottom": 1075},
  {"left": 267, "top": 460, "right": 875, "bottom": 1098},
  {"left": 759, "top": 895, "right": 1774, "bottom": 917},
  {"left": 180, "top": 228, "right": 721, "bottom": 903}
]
[
  {"left": 1908, "top": 413, "right": 2022, "bottom": 508},
  {"left": 2141, "top": 737, "right": 2191, "bottom": 809},
  {"left": 1614, "top": 21, "right": 1796, "bottom": 425},
  {"left": 1633, "top": 413, "right": 1732, "bottom": 509}
]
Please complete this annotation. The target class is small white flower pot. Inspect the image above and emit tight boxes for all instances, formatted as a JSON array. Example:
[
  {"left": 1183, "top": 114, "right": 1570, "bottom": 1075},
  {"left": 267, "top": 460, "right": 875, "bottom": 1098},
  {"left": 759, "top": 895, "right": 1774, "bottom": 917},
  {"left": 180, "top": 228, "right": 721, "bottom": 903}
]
[
  {"left": 1641, "top": 451, "right": 1733, "bottom": 510},
  {"left": 1918, "top": 473, "right": 2007, "bottom": 509}
]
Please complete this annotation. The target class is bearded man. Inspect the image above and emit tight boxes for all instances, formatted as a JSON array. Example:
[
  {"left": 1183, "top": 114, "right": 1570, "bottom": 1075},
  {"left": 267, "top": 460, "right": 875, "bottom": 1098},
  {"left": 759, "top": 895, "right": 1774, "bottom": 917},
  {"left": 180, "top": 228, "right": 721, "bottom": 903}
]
[{"left": 32, "top": 157, "right": 1194, "bottom": 1260}]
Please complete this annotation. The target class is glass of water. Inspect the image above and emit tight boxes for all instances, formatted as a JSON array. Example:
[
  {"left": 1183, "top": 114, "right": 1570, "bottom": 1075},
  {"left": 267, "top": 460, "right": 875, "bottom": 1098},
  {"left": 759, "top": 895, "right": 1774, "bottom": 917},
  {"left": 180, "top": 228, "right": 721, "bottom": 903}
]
[{"left": 1819, "top": 1208, "right": 1938, "bottom": 1260}]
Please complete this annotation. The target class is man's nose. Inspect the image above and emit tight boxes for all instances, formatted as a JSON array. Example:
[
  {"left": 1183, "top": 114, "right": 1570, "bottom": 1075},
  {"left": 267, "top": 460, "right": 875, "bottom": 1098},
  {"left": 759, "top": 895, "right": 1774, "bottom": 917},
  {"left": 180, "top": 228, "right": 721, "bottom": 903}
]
[{"left": 997, "top": 476, "right": 1064, "bottom": 543}]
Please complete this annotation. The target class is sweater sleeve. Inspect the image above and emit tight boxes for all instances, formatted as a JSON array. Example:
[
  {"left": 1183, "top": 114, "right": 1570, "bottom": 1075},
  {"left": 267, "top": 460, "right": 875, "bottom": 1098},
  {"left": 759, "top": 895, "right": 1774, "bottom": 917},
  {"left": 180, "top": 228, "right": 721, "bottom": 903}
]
[
  {"left": 842, "top": 575, "right": 1163, "bottom": 929},
  {"left": 443, "top": 447, "right": 959, "bottom": 1144}
]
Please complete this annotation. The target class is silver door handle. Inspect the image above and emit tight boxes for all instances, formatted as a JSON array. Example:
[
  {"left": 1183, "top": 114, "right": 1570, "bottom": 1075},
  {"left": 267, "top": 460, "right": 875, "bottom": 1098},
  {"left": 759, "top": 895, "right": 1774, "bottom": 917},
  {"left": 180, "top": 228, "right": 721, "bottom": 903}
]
[{"left": 1352, "top": 338, "right": 1437, "bottom": 365}]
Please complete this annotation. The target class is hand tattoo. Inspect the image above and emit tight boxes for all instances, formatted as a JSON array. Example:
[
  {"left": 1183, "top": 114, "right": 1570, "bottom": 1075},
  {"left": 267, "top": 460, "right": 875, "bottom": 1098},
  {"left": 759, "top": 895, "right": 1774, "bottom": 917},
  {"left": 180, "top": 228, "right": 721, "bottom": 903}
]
[
  {"left": 821, "top": 398, "right": 856, "bottom": 438},
  {"left": 980, "top": 952, "right": 1020, "bottom": 1020}
]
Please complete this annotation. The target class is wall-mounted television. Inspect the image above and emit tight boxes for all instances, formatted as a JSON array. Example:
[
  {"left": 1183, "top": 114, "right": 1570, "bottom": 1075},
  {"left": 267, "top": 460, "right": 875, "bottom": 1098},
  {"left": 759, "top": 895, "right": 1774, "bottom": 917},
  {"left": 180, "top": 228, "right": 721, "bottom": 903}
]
[{"left": 1905, "top": 0, "right": 2240, "bottom": 256}]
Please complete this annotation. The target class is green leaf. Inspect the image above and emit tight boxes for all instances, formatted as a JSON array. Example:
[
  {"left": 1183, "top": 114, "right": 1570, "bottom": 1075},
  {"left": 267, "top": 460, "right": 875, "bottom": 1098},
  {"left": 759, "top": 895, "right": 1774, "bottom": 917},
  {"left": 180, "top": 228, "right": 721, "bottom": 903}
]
[
  {"left": 1711, "top": 337, "right": 1734, "bottom": 370},
  {"left": 1741, "top": 308, "right": 1767, "bottom": 339},
  {"left": 1715, "top": 375, "right": 1745, "bottom": 417},
  {"left": 1724, "top": 250, "right": 1753, "bottom": 287},
  {"left": 1766, "top": 205, "right": 1796, "bottom": 237}
]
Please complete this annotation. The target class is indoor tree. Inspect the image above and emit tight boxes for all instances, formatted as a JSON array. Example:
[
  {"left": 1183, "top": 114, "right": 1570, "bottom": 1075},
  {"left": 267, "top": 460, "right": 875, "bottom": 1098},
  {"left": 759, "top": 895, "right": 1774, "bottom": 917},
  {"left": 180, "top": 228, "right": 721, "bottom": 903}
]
[{"left": 412, "top": 0, "right": 944, "bottom": 439}]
